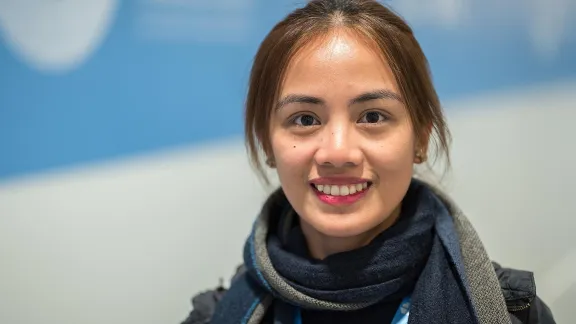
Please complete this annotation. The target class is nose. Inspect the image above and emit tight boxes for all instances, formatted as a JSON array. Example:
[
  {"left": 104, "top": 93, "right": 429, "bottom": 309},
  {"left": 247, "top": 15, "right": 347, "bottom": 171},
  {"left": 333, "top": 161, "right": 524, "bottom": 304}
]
[{"left": 314, "top": 124, "right": 363, "bottom": 168}]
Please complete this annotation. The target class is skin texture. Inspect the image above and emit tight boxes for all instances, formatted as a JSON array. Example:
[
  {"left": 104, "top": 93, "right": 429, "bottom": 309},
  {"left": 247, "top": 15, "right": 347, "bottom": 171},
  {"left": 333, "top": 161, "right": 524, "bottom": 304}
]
[{"left": 269, "top": 29, "right": 427, "bottom": 260}]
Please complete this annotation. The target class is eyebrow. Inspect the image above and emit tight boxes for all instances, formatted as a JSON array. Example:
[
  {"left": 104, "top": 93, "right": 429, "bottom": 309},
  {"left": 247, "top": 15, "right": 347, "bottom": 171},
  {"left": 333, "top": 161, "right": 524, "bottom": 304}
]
[{"left": 276, "top": 89, "right": 402, "bottom": 110}]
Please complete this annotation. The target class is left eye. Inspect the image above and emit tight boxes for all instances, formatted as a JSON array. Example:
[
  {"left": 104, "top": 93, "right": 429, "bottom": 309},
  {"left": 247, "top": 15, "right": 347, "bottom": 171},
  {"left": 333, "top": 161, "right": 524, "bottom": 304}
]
[{"left": 358, "top": 111, "right": 387, "bottom": 124}]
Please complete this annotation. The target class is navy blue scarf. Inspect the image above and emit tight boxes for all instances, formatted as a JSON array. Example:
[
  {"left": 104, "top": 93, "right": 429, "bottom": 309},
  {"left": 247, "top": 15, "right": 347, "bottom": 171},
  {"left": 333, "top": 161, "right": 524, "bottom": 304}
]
[{"left": 211, "top": 180, "right": 479, "bottom": 324}]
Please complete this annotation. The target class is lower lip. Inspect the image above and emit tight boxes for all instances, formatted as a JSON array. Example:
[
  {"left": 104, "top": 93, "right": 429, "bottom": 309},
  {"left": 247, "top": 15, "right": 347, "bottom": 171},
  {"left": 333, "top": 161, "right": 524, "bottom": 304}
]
[{"left": 312, "top": 185, "right": 370, "bottom": 206}]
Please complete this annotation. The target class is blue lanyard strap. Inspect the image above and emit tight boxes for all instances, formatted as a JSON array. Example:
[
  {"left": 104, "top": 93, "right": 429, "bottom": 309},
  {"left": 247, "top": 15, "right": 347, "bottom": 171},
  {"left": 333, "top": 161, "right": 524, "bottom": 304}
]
[
  {"left": 294, "top": 295, "right": 411, "bottom": 324},
  {"left": 390, "top": 296, "right": 411, "bottom": 324},
  {"left": 294, "top": 309, "right": 302, "bottom": 324}
]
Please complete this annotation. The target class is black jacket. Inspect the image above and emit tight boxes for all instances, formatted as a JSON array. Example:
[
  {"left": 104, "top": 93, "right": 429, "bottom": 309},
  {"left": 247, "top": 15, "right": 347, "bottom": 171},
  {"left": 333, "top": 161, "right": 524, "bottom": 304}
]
[
  {"left": 181, "top": 262, "right": 555, "bottom": 324},
  {"left": 493, "top": 263, "right": 555, "bottom": 324}
]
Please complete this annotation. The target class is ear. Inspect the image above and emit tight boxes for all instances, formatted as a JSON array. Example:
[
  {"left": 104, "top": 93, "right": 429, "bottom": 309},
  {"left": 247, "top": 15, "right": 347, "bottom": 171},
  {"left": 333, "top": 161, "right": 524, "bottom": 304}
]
[
  {"left": 420, "top": 123, "right": 433, "bottom": 151},
  {"left": 262, "top": 142, "right": 276, "bottom": 168},
  {"left": 414, "top": 123, "right": 432, "bottom": 164},
  {"left": 265, "top": 156, "right": 276, "bottom": 168}
]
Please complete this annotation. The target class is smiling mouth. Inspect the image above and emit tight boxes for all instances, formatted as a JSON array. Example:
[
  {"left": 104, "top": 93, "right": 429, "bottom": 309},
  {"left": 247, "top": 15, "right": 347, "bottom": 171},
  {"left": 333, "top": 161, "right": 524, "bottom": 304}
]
[{"left": 310, "top": 182, "right": 372, "bottom": 197}]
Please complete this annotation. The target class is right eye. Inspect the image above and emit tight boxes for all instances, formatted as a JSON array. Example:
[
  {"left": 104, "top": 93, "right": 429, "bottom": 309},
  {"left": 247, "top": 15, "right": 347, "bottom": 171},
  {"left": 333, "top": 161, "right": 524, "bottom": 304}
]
[{"left": 292, "top": 114, "right": 320, "bottom": 127}]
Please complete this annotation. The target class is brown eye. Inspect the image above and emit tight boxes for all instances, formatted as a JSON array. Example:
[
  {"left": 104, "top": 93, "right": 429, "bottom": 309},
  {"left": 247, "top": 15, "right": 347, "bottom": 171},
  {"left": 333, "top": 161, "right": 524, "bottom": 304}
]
[
  {"left": 359, "top": 111, "right": 387, "bottom": 124},
  {"left": 293, "top": 114, "right": 320, "bottom": 127}
]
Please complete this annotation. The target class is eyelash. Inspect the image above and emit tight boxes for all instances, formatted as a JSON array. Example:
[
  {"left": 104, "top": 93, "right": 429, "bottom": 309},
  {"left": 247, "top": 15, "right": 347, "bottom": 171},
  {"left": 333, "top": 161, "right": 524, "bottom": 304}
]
[{"left": 290, "top": 111, "right": 389, "bottom": 127}]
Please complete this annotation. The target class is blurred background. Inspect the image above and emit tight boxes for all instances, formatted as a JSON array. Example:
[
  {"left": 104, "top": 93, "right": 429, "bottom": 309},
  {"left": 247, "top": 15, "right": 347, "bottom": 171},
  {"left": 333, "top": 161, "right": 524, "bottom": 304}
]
[{"left": 0, "top": 0, "right": 574, "bottom": 323}]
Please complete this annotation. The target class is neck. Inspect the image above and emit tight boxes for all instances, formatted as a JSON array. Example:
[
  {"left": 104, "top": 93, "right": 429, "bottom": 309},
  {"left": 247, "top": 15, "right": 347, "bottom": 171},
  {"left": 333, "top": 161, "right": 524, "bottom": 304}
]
[{"left": 300, "top": 205, "right": 402, "bottom": 260}]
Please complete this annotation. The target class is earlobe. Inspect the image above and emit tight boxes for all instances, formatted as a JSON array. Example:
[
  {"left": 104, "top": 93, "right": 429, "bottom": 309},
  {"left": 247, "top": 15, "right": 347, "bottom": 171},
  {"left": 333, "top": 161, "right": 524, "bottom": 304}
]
[
  {"left": 414, "top": 128, "right": 431, "bottom": 164},
  {"left": 414, "top": 148, "right": 427, "bottom": 164},
  {"left": 266, "top": 157, "right": 277, "bottom": 168}
]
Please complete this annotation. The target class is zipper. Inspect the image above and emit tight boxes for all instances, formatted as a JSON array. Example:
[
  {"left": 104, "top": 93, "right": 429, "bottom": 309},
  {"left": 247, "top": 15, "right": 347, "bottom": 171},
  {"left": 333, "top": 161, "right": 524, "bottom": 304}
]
[{"left": 508, "top": 302, "right": 531, "bottom": 312}]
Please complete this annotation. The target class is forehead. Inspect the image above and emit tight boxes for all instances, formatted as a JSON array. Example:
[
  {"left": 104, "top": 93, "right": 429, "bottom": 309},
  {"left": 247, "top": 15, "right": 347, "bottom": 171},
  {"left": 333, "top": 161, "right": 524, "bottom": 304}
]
[{"left": 281, "top": 29, "right": 398, "bottom": 95}]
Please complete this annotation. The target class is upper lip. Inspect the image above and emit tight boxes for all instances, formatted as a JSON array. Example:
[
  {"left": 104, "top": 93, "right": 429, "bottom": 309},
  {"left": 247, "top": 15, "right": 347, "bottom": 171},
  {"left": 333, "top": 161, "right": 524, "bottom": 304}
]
[{"left": 309, "top": 177, "right": 371, "bottom": 185}]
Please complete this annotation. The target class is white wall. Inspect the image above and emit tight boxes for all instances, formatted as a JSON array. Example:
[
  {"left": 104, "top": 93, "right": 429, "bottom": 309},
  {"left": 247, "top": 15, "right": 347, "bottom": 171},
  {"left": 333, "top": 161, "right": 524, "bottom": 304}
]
[
  {"left": 1, "top": 81, "right": 575, "bottom": 323},
  {"left": 445, "top": 82, "right": 576, "bottom": 316}
]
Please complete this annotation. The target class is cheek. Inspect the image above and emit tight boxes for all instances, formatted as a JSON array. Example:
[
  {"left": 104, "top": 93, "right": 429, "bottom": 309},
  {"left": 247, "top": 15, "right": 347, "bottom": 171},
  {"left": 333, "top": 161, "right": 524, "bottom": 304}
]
[
  {"left": 271, "top": 133, "right": 316, "bottom": 179},
  {"left": 365, "top": 128, "right": 415, "bottom": 171}
]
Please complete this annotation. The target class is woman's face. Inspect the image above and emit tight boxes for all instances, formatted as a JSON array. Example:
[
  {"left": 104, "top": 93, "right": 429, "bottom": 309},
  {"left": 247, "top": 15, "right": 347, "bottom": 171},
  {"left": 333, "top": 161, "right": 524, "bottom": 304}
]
[{"left": 269, "top": 30, "right": 420, "bottom": 238}]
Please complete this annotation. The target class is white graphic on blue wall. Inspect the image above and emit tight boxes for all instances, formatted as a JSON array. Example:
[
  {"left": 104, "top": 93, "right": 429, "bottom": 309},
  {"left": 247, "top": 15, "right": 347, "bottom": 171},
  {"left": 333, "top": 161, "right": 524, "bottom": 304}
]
[{"left": 0, "top": 0, "right": 118, "bottom": 73}]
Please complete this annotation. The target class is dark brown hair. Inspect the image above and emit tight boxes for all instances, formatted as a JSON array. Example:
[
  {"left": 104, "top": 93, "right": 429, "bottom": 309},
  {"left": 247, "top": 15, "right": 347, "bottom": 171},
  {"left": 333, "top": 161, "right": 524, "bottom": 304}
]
[{"left": 245, "top": 0, "right": 451, "bottom": 183}]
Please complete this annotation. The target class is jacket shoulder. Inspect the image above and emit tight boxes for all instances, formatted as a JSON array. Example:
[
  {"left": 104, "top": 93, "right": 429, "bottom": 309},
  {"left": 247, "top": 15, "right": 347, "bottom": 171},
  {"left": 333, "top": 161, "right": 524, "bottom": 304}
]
[
  {"left": 180, "top": 265, "right": 246, "bottom": 324},
  {"left": 180, "top": 287, "right": 226, "bottom": 324},
  {"left": 492, "top": 262, "right": 556, "bottom": 324}
]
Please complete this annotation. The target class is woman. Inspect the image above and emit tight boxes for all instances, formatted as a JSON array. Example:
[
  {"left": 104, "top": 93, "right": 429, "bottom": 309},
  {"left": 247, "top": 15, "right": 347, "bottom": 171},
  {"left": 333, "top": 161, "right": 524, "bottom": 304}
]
[{"left": 182, "top": 0, "right": 555, "bottom": 323}]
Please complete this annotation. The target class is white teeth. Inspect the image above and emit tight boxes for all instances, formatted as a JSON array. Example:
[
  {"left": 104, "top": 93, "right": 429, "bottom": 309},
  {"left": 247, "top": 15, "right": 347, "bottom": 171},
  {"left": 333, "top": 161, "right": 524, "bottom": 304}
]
[
  {"left": 314, "top": 182, "right": 370, "bottom": 196},
  {"left": 349, "top": 185, "right": 357, "bottom": 194},
  {"left": 330, "top": 185, "right": 339, "bottom": 196}
]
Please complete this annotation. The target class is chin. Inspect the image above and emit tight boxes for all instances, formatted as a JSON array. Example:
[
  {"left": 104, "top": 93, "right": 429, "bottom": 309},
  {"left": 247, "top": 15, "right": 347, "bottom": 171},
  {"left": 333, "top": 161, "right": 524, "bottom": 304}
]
[{"left": 305, "top": 211, "right": 383, "bottom": 238}]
